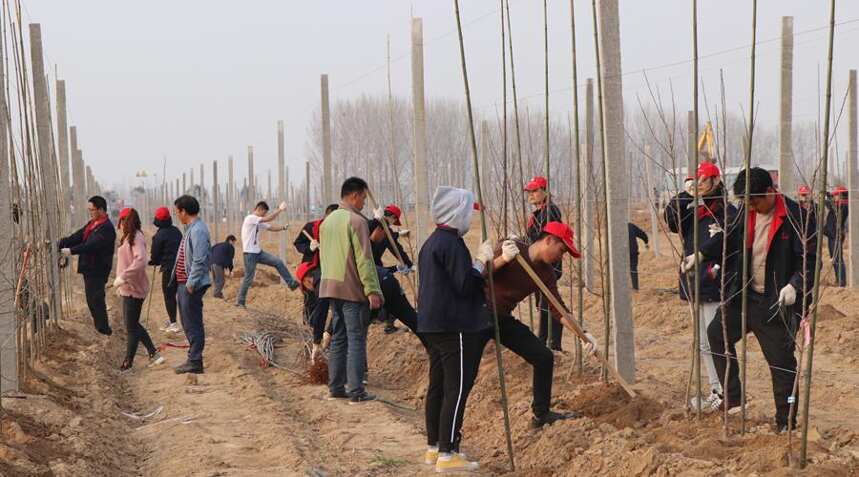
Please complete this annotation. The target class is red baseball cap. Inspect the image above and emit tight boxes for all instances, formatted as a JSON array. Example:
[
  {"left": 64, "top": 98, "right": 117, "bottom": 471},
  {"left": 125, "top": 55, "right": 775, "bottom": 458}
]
[
  {"left": 524, "top": 176, "right": 548, "bottom": 192},
  {"left": 154, "top": 207, "right": 170, "bottom": 221},
  {"left": 542, "top": 222, "right": 581, "bottom": 258},
  {"left": 384, "top": 204, "right": 402, "bottom": 226},
  {"left": 296, "top": 262, "right": 314, "bottom": 289},
  {"left": 697, "top": 162, "right": 721, "bottom": 179},
  {"left": 833, "top": 185, "right": 848, "bottom": 195},
  {"left": 798, "top": 185, "right": 811, "bottom": 195},
  {"left": 118, "top": 207, "right": 131, "bottom": 220}
]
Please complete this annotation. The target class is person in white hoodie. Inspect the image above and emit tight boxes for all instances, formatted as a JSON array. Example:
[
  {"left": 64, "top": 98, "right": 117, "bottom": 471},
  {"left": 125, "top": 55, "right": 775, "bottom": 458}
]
[{"left": 114, "top": 208, "right": 164, "bottom": 371}]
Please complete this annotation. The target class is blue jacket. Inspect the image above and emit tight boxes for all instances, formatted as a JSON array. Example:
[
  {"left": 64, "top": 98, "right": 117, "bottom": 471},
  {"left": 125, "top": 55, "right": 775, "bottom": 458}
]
[
  {"left": 210, "top": 241, "right": 235, "bottom": 271},
  {"left": 171, "top": 217, "right": 211, "bottom": 290},
  {"left": 416, "top": 227, "right": 489, "bottom": 333}
]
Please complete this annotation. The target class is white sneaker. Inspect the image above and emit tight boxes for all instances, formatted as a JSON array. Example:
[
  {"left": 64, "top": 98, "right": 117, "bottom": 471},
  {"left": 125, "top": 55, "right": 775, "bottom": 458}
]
[
  {"left": 148, "top": 353, "right": 166, "bottom": 367},
  {"left": 165, "top": 322, "right": 181, "bottom": 333},
  {"left": 689, "top": 390, "right": 723, "bottom": 414}
]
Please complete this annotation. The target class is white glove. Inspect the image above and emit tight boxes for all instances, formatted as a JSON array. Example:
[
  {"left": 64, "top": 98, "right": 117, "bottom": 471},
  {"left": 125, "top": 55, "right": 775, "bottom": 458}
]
[
  {"left": 60, "top": 248, "right": 72, "bottom": 256},
  {"left": 396, "top": 264, "right": 412, "bottom": 275},
  {"left": 309, "top": 239, "right": 319, "bottom": 252},
  {"left": 778, "top": 284, "right": 797, "bottom": 307},
  {"left": 475, "top": 239, "right": 494, "bottom": 264},
  {"left": 680, "top": 252, "right": 702, "bottom": 273},
  {"left": 708, "top": 223, "right": 723, "bottom": 238},
  {"left": 278, "top": 201, "right": 287, "bottom": 211},
  {"left": 500, "top": 239, "right": 519, "bottom": 264},
  {"left": 373, "top": 207, "right": 385, "bottom": 220},
  {"left": 398, "top": 229, "right": 410, "bottom": 237},
  {"left": 321, "top": 331, "right": 331, "bottom": 350},
  {"left": 311, "top": 343, "right": 321, "bottom": 363},
  {"left": 582, "top": 332, "right": 599, "bottom": 356},
  {"left": 113, "top": 276, "right": 125, "bottom": 288}
]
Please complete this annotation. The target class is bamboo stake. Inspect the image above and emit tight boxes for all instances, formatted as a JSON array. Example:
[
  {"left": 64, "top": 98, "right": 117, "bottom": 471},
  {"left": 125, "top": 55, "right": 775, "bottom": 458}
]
[
  {"left": 691, "top": 0, "right": 703, "bottom": 419},
  {"left": 569, "top": 0, "right": 585, "bottom": 376},
  {"left": 454, "top": 0, "right": 515, "bottom": 470},
  {"left": 542, "top": 0, "right": 554, "bottom": 349},
  {"left": 500, "top": 0, "right": 508, "bottom": 236},
  {"left": 366, "top": 188, "right": 417, "bottom": 299},
  {"left": 800, "top": 0, "right": 836, "bottom": 467}
]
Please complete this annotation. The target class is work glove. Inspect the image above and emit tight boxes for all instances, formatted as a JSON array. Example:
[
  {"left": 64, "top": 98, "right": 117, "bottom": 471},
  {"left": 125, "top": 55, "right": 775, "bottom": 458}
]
[
  {"left": 309, "top": 239, "right": 320, "bottom": 252},
  {"left": 321, "top": 331, "right": 331, "bottom": 350},
  {"left": 708, "top": 223, "right": 723, "bottom": 238},
  {"left": 398, "top": 229, "right": 410, "bottom": 238},
  {"left": 278, "top": 201, "right": 287, "bottom": 211},
  {"left": 396, "top": 264, "right": 412, "bottom": 276},
  {"left": 60, "top": 248, "right": 72, "bottom": 257},
  {"left": 311, "top": 343, "right": 321, "bottom": 363},
  {"left": 680, "top": 252, "right": 702, "bottom": 273},
  {"left": 778, "top": 284, "right": 797, "bottom": 307},
  {"left": 472, "top": 239, "right": 494, "bottom": 273},
  {"left": 582, "top": 332, "right": 599, "bottom": 356},
  {"left": 373, "top": 207, "right": 385, "bottom": 220},
  {"left": 500, "top": 239, "right": 519, "bottom": 264},
  {"left": 113, "top": 276, "right": 125, "bottom": 288}
]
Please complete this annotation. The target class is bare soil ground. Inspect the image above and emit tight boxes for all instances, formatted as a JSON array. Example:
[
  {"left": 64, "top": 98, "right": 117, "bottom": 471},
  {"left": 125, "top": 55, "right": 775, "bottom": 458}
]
[{"left": 3, "top": 220, "right": 859, "bottom": 476}]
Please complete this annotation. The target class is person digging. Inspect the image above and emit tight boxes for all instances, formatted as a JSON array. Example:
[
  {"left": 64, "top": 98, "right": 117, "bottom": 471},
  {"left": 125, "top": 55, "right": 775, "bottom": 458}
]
[
  {"left": 476, "top": 221, "right": 598, "bottom": 430},
  {"left": 367, "top": 204, "right": 414, "bottom": 334}
]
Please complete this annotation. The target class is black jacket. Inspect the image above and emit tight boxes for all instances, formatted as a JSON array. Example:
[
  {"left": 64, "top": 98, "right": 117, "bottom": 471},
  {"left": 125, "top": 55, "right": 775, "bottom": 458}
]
[
  {"left": 700, "top": 195, "right": 816, "bottom": 318},
  {"left": 210, "top": 241, "right": 236, "bottom": 271},
  {"left": 823, "top": 200, "right": 848, "bottom": 241},
  {"left": 527, "top": 200, "right": 563, "bottom": 277},
  {"left": 149, "top": 218, "right": 182, "bottom": 270},
  {"left": 664, "top": 187, "right": 736, "bottom": 302},
  {"left": 417, "top": 227, "right": 489, "bottom": 333},
  {"left": 368, "top": 219, "right": 413, "bottom": 269},
  {"left": 628, "top": 223, "right": 649, "bottom": 257},
  {"left": 294, "top": 220, "right": 320, "bottom": 264},
  {"left": 58, "top": 218, "right": 116, "bottom": 276}
]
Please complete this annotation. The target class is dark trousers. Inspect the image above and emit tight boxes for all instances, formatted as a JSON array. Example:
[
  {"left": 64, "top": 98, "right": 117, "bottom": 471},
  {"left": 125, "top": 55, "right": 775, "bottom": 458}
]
[
  {"left": 630, "top": 253, "right": 640, "bottom": 290},
  {"left": 537, "top": 293, "right": 563, "bottom": 350},
  {"left": 309, "top": 297, "right": 330, "bottom": 345},
  {"left": 211, "top": 265, "right": 226, "bottom": 297},
  {"left": 480, "top": 313, "right": 554, "bottom": 418},
  {"left": 161, "top": 269, "right": 178, "bottom": 323},
  {"left": 381, "top": 286, "right": 430, "bottom": 350},
  {"left": 424, "top": 332, "right": 483, "bottom": 453},
  {"left": 707, "top": 292, "right": 799, "bottom": 427},
  {"left": 123, "top": 296, "right": 156, "bottom": 363},
  {"left": 177, "top": 283, "right": 208, "bottom": 363},
  {"left": 83, "top": 272, "right": 112, "bottom": 335},
  {"left": 828, "top": 236, "right": 846, "bottom": 287}
]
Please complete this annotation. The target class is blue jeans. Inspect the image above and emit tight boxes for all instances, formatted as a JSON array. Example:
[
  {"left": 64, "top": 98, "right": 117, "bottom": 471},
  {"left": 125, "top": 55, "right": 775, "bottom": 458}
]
[
  {"left": 177, "top": 283, "right": 208, "bottom": 362},
  {"left": 328, "top": 299, "right": 370, "bottom": 396},
  {"left": 236, "top": 251, "right": 298, "bottom": 305}
]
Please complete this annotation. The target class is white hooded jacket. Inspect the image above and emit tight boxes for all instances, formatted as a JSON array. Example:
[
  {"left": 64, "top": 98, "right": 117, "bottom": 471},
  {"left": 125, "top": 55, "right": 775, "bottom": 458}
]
[{"left": 431, "top": 186, "right": 474, "bottom": 237}]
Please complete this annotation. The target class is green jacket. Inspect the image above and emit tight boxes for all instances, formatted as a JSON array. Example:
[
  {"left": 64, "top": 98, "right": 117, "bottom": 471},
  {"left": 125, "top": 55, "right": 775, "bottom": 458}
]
[{"left": 319, "top": 203, "right": 382, "bottom": 302}]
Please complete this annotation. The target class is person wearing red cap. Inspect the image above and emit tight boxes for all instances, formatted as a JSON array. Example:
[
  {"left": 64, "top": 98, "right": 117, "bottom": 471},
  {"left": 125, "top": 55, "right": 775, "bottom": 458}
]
[
  {"left": 149, "top": 206, "right": 183, "bottom": 333},
  {"left": 824, "top": 186, "right": 849, "bottom": 287},
  {"left": 58, "top": 195, "right": 116, "bottom": 336},
  {"left": 664, "top": 161, "right": 736, "bottom": 411},
  {"left": 475, "top": 222, "right": 598, "bottom": 430},
  {"left": 523, "top": 176, "right": 565, "bottom": 351},
  {"left": 295, "top": 260, "right": 330, "bottom": 361},
  {"left": 369, "top": 203, "right": 414, "bottom": 334},
  {"left": 294, "top": 203, "right": 339, "bottom": 265}
]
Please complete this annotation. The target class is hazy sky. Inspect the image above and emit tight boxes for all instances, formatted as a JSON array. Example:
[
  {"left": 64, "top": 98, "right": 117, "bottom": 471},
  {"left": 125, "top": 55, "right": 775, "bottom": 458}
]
[{"left": 27, "top": 1, "right": 859, "bottom": 191}]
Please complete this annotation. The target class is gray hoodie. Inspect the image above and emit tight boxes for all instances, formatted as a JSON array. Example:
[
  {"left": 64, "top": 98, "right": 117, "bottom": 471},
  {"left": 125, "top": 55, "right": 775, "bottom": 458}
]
[{"left": 431, "top": 186, "right": 474, "bottom": 237}]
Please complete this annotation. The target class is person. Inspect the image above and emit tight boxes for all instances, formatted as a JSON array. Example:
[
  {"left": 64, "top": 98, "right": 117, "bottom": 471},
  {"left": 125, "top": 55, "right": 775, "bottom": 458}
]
[
  {"left": 367, "top": 205, "right": 414, "bottom": 334},
  {"left": 149, "top": 207, "right": 183, "bottom": 333},
  {"left": 664, "top": 161, "right": 735, "bottom": 410},
  {"left": 524, "top": 175, "right": 564, "bottom": 351},
  {"left": 236, "top": 201, "right": 299, "bottom": 308},
  {"left": 418, "top": 186, "right": 489, "bottom": 473},
  {"left": 824, "top": 186, "right": 848, "bottom": 287},
  {"left": 699, "top": 167, "right": 815, "bottom": 432},
  {"left": 319, "top": 177, "right": 383, "bottom": 404},
  {"left": 210, "top": 235, "right": 237, "bottom": 299},
  {"left": 296, "top": 260, "right": 330, "bottom": 362},
  {"left": 58, "top": 195, "right": 116, "bottom": 336},
  {"left": 478, "top": 222, "right": 598, "bottom": 430},
  {"left": 627, "top": 222, "right": 649, "bottom": 291},
  {"left": 114, "top": 208, "right": 165, "bottom": 370},
  {"left": 172, "top": 195, "right": 212, "bottom": 374},
  {"left": 294, "top": 203, "right": 339, "bottom": 265},
  {"left": 797, "top": 185, "right": 813, "bottom": 211}
]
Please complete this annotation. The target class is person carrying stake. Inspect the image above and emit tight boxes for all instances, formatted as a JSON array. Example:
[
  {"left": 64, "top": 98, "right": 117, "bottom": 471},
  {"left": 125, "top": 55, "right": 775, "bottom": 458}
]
[
  {"left": 210, "top": 234, "right": 237, "bottom": 299},
  {"left": 627, "top": 222, "right": 649, "bottom": 291},
  {"left": 172, "top": 195, "right": 212, "bottom": 375},
  {"left": 236, "top": 201, "right": 299, "bottom": 308},
  {"left": 699, "top": 168, "right": 815, "bottom": 432},
  {"left": 477, "top": 221, "right": 598, "bottom": 430},
  {"left": 367, "top": 205, "right": 414, "bottom": 334},
  {"left": 665, "top": 161, "right": 735, "bottom": 411},
  {"left": 115, "top": 208, "right": 165, "bottom": 371},
  {"left": 149, "top": 207, "right": 183, "bottom": 333},
  {"left": 320, "top": 177, "right": 383, "bottom": 404},
  {"left": 524, "top": 175, "right": 564, "bottom": 351},
  {"left": 58, "top": 195, "right": 116, "bottom": 336},
  {"left": 418, "top": 186, "right": 489, "bottom": 473},
  {"left": 294, "top": 203, "right": 339, "bottom": 265}
]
